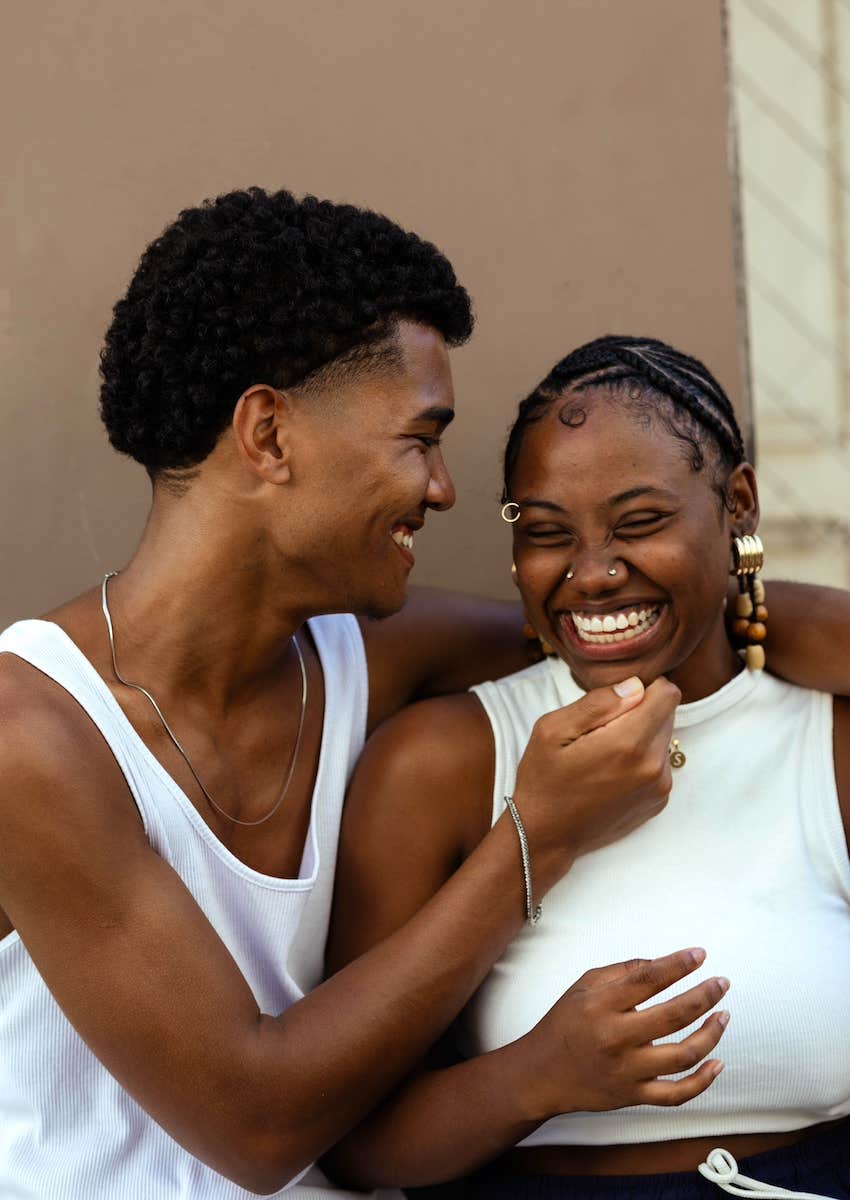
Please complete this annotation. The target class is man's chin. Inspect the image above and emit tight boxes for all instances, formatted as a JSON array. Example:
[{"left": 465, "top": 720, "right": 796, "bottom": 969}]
[{"left": 360, "top": 590, "right": 408, "bottom": 622}]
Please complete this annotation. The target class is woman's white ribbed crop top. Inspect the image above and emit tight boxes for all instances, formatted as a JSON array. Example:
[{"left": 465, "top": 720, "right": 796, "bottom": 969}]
[
  {"left": 465, "top": 659, "right": 850, "bottom": 1147},
  {"left": 0, "top": 616, "right": 395, "bottom": 1200}
]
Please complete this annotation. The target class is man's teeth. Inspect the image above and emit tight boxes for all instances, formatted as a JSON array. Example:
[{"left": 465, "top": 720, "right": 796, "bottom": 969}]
[
  {"left": 570, "top": 606, "right": 661, "bottom": 643},
  {"left": 391, "top": 529, "right": 415, "bottom": 551}
]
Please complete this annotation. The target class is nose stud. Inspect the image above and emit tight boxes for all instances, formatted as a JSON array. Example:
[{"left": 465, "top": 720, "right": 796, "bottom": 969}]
[{"left": 566, "top": 565, "right": 618, "bottom": 581}]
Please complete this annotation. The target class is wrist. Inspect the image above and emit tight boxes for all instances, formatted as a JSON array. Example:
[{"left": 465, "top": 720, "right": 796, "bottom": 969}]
[
  {"left": 497, "top": 1032, "right": 571, "bottom": 1129},
  {"left": 507, "top": 795, "right": 579, "bottom": 899}
]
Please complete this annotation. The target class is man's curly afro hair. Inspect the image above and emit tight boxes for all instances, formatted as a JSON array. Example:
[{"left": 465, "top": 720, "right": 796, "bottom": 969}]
[{"left": 99, "top": 187, "right": 474, "bottom": 473}]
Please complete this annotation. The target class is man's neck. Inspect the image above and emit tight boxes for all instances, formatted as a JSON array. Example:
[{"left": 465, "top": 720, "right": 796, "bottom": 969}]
[{"left": 101, "top": 498, "right": 319, "bottom": 714}]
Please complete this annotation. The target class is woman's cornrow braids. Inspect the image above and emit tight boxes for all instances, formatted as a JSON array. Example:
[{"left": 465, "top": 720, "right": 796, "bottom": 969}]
[
  {"left": 613, "top": 344, "right": 744, "bottom": 464},
  {"left": 502, "top": 335, "right": 746, "bottom": 502}
]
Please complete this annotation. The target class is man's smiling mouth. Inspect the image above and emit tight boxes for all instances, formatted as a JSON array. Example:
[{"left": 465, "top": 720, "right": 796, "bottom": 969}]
[{"left": 391, "top": 526, "right": 416, "bottom": 552}]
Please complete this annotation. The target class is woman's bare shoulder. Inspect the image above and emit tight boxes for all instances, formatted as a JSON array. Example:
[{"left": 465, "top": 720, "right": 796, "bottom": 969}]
[
  {"left": 347, "top": 691, "right": 495, "bottom": 843},
  {"left": 327, "top": 693, "right": 496, "bottom": 969}
]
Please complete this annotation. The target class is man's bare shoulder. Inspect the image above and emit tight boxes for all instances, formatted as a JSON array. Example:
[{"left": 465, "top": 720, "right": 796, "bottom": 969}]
[{"left": 0, "top": 650, "right": 124, "bottom": 812}]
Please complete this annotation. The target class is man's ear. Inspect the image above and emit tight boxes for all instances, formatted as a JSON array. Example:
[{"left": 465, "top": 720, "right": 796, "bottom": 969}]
[
  {"left": 725, "top": 462, "right": 760, "bottom": 535},
  {"left": 232, "top": 385, "right": 292, "bottom": 483}
]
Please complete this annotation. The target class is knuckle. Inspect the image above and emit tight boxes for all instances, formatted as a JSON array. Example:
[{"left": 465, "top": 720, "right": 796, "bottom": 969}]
[
  {"left": 532, "top": 712, "right": 560, "bottom": 746},
  {"left": 620, "top": 746, "right": 644, "bottom": 778},
  {"left": 636, "top": 761, "right": 659, "bottom": 789},
  {"left": 630, "top": 963, "right": 657, "bottom": 989},
  {"left": 661, "top": 999, "right": 691, "bottom": 1029},
  {"left": 623, "top": 957, "right": 648, "bottom": 973},
  {"left": 653, "top": 678, "right": 682, "bottom": 706},
  {"left": 675, "top": 1044, "right": 702, "bottom": 1071}
]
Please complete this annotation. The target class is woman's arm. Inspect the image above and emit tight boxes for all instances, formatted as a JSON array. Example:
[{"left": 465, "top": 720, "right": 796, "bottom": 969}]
[{"left": 323, "top": 694, "right": 729, "bottom": 1190}]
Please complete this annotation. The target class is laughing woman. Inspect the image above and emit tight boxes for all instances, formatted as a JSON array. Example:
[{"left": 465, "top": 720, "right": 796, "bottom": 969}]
[{"left": 324, "top": 336, "right": 850, "bottom": 1200}]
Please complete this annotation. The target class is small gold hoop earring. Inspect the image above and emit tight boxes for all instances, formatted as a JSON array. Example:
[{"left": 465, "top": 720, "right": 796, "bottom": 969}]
[{"left": 500, "top": 501, "right": 521, "bottom": 523}]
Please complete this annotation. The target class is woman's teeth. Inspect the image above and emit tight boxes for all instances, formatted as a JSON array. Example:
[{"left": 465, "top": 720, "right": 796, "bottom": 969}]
[
  {"left": 391, "top": 529, "right": 415, "bottom": 551},
  {"left": 570, "top": 605, "right": 661, "bottom": 643}
]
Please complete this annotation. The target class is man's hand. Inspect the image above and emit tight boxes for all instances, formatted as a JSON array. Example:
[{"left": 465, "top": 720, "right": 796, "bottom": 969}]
[
  {"left": 512, "top": 948, "right": 728, "bottom": 1121},
  {"left": 512, "top": 677, "right": 680, "bottom": 883}
]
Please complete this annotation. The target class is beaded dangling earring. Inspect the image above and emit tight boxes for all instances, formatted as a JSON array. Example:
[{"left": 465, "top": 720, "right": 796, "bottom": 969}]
[{"left": 730, "top": 534, "right": 766, "bottom": 670}]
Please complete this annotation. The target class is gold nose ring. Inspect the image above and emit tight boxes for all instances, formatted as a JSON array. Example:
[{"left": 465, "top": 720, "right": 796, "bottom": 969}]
[{"left": 500, "top": 501, "right": 521, "bottom": 523}]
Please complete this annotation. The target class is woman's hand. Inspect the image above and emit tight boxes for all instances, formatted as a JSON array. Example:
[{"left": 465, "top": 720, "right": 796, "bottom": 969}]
[
  {"left": 323, "top": 948, "right": 729, "bottom": 1189},
  {"left": 512, "top": 948, "right": 729, "bottom": 1122},
  {"left": 512, "top": 677, "right": 680, "bottom": 884}
]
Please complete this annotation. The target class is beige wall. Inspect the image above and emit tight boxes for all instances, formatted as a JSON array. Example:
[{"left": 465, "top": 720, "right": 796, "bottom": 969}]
[{"left": 1, "top": 0, "right": 742, "bottom": 626}]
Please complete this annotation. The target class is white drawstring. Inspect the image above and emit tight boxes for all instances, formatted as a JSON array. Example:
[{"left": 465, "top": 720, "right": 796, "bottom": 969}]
[{"left": 697, "top": 1147, "right": 838, "bottom": 1199}]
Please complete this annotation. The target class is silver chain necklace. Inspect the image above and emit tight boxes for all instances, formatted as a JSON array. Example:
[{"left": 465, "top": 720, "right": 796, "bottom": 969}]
[{"left": 101, "top": 571, "right": 308, "bottom": 828}]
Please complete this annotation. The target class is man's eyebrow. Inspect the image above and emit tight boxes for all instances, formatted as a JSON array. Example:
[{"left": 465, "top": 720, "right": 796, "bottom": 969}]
[{"left": 412, "top": 406, "right": 455, "bottom": 427}]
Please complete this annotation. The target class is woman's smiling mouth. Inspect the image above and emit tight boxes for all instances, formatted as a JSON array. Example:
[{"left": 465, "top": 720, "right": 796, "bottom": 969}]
[{"left": 557, "top": 602, "right": 668, "bottom": 659}]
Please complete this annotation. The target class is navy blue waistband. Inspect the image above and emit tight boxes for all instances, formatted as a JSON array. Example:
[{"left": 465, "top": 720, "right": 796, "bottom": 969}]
[{"left": 463, "top": 1120, "right": 850, "bottom": 1199}]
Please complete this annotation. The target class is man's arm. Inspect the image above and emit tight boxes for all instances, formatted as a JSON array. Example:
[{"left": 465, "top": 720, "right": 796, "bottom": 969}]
[
  {"left": 0, "top": 658, "right": 676, "bottom": 1195},
  {"left": 759, "top": 581, "right": 850, "bottom": 696},
  {"left": 360, "top": 587, "right": 528, "bottom": 731}
]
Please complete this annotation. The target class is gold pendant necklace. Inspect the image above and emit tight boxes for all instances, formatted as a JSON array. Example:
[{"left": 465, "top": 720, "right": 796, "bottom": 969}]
[{"left": 669, "top": 738, "right": 686, "bottom": 769}]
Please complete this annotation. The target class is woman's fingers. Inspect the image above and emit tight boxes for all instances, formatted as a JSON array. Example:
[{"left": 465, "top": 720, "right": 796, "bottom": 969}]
[
  {"left": 631, "top": 973, "right": 730, "bottom": 1038},
  {"left": 608, "top": 948, "right": 709, "bottom": 1011},
  {"left": 639, "top": 1058, "right": 725, "bottom": 1107},
  {"left": 638, "top": 1010, "right": 730, "bottom": 1077}
]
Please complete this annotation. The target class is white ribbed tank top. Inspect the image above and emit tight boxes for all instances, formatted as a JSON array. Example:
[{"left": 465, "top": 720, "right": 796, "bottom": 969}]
[
  {"left": 465, "top": 659, "right": 850, "bottom": 1147},
  {"left": 0, "top": 617, "right": 400, "bottom": 1200}
]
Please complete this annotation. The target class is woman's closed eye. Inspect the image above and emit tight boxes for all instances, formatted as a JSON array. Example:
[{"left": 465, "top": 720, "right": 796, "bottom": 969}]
[
  {"left": 615, "top": 512, "right": 674, "bottom": 538},
  {"left": 522, "top": 524, "right": 576, "bottom": 543}
]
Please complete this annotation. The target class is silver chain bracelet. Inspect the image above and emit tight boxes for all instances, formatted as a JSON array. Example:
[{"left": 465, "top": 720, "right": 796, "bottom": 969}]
[{"left": 505, "top": 795, "right": 542, "bottom": 925}]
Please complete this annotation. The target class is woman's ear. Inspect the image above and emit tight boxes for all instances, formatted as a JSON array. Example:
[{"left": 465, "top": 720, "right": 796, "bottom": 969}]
[
  {"left": 232, "top": 385, "right": 292, "bottom": 484},
  {"left": 725, "top": 462, "right": 760, "bottom": 535}
]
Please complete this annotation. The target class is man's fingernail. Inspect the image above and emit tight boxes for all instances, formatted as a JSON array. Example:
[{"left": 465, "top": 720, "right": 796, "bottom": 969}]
[
  {"left": 717, "top": 1010, "right": 730, "bottom": 1027},
  {"left": 711, "top": 1060, "right": 725, "bottom": 1077},
  {"left": 687, "top": 947, "right": 706, "bottom": 965},
  {"left": 613, "top": 676, "right": 643, "bottom": 698}
]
